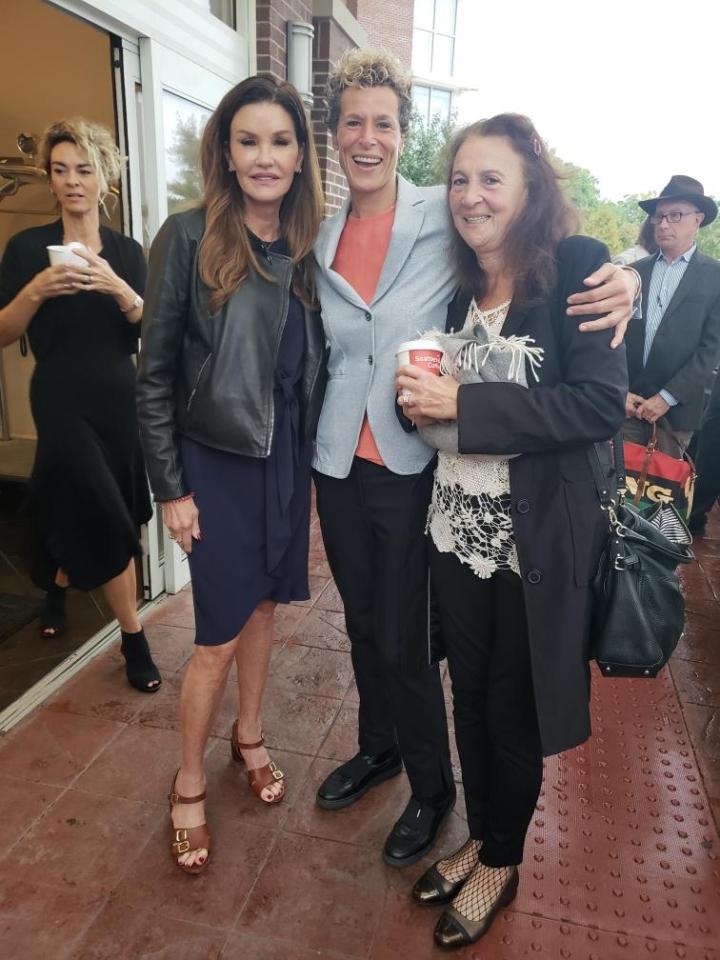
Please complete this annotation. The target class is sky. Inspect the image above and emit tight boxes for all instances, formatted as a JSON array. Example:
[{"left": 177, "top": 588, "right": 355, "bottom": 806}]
[{"left": 452, "top": 0, "right": 720, "bottom": 202}]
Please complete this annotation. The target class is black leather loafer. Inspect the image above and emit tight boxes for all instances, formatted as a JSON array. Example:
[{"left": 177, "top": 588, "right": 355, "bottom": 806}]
[
  {"left": 383, "top": 786, "right": 456, "bottom": 868},
  {"left": 316, "top": 748, "right": 403, "bottom": 810},
  {"left": 433, "top": 866, "right": 519, "bottom": 950},
  {"left": 412, "top": 862, "right": 466, "bottom": 905}
]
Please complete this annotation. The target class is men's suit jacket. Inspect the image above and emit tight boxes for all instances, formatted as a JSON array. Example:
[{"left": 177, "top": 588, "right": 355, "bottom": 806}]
[
  {"left": 626, "top": 250, "right": 720, "bottom": 431},
  {"left": 312, "top": 176, "right": 457, "bottom": 479}
]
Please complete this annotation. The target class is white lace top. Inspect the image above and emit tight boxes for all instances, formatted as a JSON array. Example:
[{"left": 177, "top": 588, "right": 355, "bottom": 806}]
[{"left": 427, "top": 298, "right": 521, "bottom": 579}]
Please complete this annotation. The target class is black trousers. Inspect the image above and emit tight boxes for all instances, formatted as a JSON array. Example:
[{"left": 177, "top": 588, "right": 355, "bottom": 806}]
[
  {"left": 429, "top": 540, "right": 543, "bottom": 867},
  {"left": 314, "top": 458, "right": 452, "bottom": 801},
  {"left": 691, "top": 376, "right": 720, "bottom": 521}
]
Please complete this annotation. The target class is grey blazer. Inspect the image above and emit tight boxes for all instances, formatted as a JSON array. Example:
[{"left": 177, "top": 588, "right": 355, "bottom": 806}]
[
  {"left": 313, "top": 176, "right": 457, "bottom": 479},
  {"left": 627, "top": 249, "right": 720, "bottom": 432}
]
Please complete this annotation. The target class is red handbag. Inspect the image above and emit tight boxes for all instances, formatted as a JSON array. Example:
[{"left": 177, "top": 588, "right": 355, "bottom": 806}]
[{"left": 622, "top": 426, "right": 696, "bottom": 520}]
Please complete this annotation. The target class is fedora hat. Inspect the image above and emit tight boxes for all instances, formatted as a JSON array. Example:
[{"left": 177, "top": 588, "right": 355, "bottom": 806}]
[{"left": 639, "top": 175, "right": 717, "bottom": 226}]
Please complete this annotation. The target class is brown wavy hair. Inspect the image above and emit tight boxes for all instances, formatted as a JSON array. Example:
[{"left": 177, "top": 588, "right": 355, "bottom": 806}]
[
  {"left": 448, "top": 113, "right": 579, "bottom": 307},
  {"left": 199, "top": 75, "right": 324, "bottom": 311},
  {"left": 638, "top": 215, "right": 659, "bottom": 256}
]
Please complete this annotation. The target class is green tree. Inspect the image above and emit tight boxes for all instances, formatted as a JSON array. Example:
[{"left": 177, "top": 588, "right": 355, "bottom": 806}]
[
  {"left": 556, "top": 157, "right": 601, "bottom": 212},
  {"left": 398, "top": 110, "right": 455, "bottom": 187},
  {"left": 581, "top": 202, "right": 637, "bottom": 254},
  {"left": 166, "top": 113, "right": 206, "bottom": 214},
  {"left": 697, "top": 213, "right": 720, "bottom": 259}
]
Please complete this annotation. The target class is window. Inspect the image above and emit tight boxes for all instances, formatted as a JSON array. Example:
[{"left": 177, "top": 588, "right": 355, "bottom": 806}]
[
  {"left": 412, "top": 0, "right": 457, "bottom": 78},
  {"left": 209, "top": 0, "right": 236, "bottom": 28},
  {"left": 162, "top": 91, "right": 212, "bottom": 216},
  {"left": 412, "top": 84, "right": 452, "bottom": 125}
]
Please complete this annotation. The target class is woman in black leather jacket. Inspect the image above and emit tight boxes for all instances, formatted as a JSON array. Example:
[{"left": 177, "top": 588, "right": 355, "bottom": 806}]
[{"left": 136, "top": 75, "right": 325, "bottom": 874}]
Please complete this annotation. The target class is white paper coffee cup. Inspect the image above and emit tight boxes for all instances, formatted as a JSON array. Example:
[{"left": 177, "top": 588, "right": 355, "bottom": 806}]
[
  {"left": 47, "top": 242, "right": 89, "bottom": 267},
  {"left": 396, "top": 339, "right": 443, "bottom": 400}
]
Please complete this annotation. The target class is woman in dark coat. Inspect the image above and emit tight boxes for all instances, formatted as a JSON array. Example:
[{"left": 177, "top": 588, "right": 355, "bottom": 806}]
[
  {"left": 0, "top": 118, "right": 159, "bottom": 693},
  {"left": 397, "top": 114, "right": 627, "bottom": 949}
]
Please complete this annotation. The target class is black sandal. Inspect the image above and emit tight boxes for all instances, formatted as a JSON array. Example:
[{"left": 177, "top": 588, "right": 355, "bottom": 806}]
[
  {"left": 40, "top": 583, "right": 67, "bottom": 638},
  {"left": 120, "top": 628, "right": 162, "bottom": 693}
]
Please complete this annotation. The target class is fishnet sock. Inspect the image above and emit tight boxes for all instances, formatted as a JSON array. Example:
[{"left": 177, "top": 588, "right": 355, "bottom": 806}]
[
  {"left": 451, "top": 862, "right": 513, "bottom": 923},
  {"left": 435, "top": 838, "right": 482, "bottom": 884}
]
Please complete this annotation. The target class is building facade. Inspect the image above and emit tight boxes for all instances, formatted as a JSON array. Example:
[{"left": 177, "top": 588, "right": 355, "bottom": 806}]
[{"left": 410, "top": 0, "right": 476, "bottom": 126}]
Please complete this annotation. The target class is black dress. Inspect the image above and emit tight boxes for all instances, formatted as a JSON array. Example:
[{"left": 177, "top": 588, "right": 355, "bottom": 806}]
[
  {"left": 0, "top": 220, "right": 152, "bottom": 590},
  {"left": 179, "top": 236, "right": 312, "bottom": 646}
]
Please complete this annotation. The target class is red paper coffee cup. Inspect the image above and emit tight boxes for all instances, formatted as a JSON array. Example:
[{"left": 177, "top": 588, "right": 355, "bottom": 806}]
[
  {"left": 396, "top": 339, "right": 443, "bottom": 375},
  {"left": 396, "top": 339, "right": 443, "bottom": 401}
]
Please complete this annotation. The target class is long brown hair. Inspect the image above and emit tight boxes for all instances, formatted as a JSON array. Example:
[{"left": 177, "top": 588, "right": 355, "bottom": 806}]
[
  {"left": 199, "top": 75, "right": 324, "bottom": 311},
  {"left": 448, "top": 114, "right": 579, "bottom": 307},
  {"left": 638, "top": 215, "right": 659, "bottom": 256}
]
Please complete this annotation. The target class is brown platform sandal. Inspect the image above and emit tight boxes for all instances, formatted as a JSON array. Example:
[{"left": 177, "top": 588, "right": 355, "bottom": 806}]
[
  {"left": 168, "top": 770, "right": 211, "bottom": 875},
  {"left": 230, "top": 720, "right": 285, "bottom": 804}
]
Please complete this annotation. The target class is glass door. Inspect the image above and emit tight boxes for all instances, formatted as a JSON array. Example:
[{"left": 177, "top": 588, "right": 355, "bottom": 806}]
[{"left": 134, "top": 38, "right": 231, "bottom": 593}]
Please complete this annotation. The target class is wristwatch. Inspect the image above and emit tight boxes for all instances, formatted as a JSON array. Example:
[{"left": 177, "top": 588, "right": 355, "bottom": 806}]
[{"left": 120, "top": 292, "right": 142, "bottom": 313}]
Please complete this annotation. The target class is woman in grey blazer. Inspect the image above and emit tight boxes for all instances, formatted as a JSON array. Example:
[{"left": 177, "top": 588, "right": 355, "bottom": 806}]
[{"left": 312, "top": 48, "right": 638, "bottom": 872}]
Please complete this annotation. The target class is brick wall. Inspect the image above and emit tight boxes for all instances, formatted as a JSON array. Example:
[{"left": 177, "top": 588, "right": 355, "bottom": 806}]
[
  {"left": 312, "top": 12, "right": 357, "bottom": 215},
  {"left": 354, "top": 0, "right": 414, "bottom": 69},
  {"left": 256, "top": 0, "right": 313, "bottom": 79},
  {"left": 257, "top": 1, "right": 414, "bottom": 216}
]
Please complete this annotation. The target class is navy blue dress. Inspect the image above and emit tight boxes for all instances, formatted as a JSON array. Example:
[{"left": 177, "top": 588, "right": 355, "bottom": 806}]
[{"left": 180, "top": 253, "right": 311, "bottom": 646}]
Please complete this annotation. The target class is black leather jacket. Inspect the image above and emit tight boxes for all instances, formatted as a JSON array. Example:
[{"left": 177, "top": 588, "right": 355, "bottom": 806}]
[{"left": 136, "top": 209, "right": 327, "bottom": 501}]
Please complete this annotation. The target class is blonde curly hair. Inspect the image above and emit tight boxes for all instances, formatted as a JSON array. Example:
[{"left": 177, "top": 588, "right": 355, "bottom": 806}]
[
  {"left": 38, "top": 117, "right": 125, "bottom": 208},
  {"left": 326, "top": 48, "right": 413, "bottom": 133}
]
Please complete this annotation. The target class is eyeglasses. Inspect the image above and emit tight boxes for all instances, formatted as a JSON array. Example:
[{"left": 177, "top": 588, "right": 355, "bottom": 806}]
[{"left": 650, "top": 211, "right": 700, "bottom": 225}]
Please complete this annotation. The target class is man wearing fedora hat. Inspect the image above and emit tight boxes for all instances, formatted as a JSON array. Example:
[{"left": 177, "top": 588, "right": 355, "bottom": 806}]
[{"left": 624, "top": 175, "right": 720, "bottom": 457}]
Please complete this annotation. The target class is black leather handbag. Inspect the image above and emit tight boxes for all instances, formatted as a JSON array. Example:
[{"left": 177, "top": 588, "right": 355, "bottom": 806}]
[{"left": 588, "top": 436, "right": 694, "bottom": 678}]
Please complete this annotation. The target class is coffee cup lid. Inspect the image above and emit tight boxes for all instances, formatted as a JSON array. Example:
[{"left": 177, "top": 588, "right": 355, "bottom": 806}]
[{"left": 396, "top": 338, "right": 442, "bottom": 355}]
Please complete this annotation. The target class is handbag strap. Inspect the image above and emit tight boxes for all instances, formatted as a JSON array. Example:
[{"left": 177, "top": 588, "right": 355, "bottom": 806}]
[
  {"left": 632, "top": 424, "right": 657, "bottom": 506},
  {"left": 590, "top": 433, "right": 625, "bottom": 509}
]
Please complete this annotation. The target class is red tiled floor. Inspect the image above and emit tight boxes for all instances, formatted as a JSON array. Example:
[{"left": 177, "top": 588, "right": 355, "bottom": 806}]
[
  {"left": 288, "top": 608, "right": 352, "bottom": 652},
  {"left": 269, "top": 642, "right": 355, "bottom": 699},
  {"left": 0, "top": 873, "right": 106, "bottom": 960},
  {"left": 236, "top": 832, "right": 387, "bottom": 957},
  {"left": 0, "top": 709, "right": 123, "bottom": 786},
  {"left": 69, "top": 901, "right": 226, "bottom": 960},
  {"left": 1, "top": 509, "right": 720, "bottom": 959},
  {"left": 2, "top": 788, "right": 158, "bottom": 897},
  {"left": 46, "top": 655, "right": 151, "bottom": 724},
  {"left": 0, "top": 774, "right": 63, "bottom": 860}
]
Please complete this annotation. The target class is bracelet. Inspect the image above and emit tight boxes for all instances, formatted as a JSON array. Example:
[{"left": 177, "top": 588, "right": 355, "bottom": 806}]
[
  {"left": 120, "top": 292, "right": 142, "bottom": 313},
  {"left": 621, "top": 265, "right": 642, "bottom": 300},
  {"left": 161, "top": 492, "right": 195, "bottom": 505}
]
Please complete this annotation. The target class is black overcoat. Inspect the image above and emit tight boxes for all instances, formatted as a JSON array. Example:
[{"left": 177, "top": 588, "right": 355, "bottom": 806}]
[
  {"left": 626, "top": 250, "right": 720, "bottom": 432},
  {"left": 450, "top": 236, "right": 627, "bottom": 756}
]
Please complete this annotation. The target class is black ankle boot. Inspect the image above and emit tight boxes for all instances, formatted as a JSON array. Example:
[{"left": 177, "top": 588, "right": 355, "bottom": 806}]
[
  {"left": 120, "top": 628, "right": 162, "bottom": 693},
  {"left": 40, "top": 583, "right": 67, "bottom": 638}
]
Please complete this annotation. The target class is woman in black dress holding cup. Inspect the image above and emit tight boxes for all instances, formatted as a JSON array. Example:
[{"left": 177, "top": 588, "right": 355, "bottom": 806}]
[{"left": 0, "top": 117, "right": 160, "bottom": 692}]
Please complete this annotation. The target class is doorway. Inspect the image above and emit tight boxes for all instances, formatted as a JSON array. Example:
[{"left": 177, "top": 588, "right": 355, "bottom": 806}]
[{"left": 0, "top": 0, "right": 135, "bottom": 713}]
